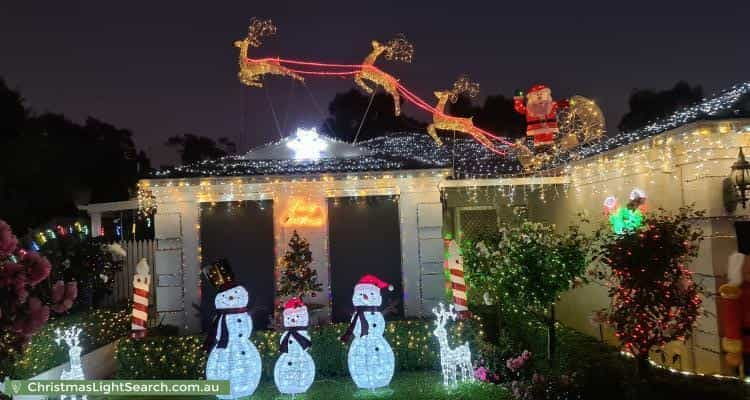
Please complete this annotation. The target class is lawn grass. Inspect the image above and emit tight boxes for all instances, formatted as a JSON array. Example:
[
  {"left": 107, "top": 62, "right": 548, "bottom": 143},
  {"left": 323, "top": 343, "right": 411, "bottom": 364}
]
[{"left": 92, "top": 372, "right": 506, "bottom": 400}]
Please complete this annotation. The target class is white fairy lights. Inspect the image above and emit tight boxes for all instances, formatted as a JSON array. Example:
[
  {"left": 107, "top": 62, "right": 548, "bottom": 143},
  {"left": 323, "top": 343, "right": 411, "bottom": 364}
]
[
  {"left": 432, "top": 303, "right": 474, "bottom": 388},
  {"left": 55, "top": 326, "right": 87, "bottom": 400}
]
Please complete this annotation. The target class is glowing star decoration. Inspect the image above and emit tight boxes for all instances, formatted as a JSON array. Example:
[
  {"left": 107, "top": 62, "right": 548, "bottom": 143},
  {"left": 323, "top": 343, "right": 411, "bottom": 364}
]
[
  {"left": 131, "top": 258, "right": 150, "bottom": 339},
  {"left": 281, "top": 198, "right": 324, "bottom": 227},
  {"left": 432, "top": 303, "right": 473, "bottom": 388},
  {"left": 340, "top": 275, "right": 395, "bottom": 391},
  {"left": 286, "top": 128, "right": 329, "bottom": 161},
  {"left": 55, "top": 326, "right": 87, "bottom": 400},
  {"left": 355, "top": 35, "right": 414, "bottom": 116},
  {"left": 203, "top": 260, "right": 262, "bottom": 399},
  {"left": 427, "top": 76, "right": 493, "bottom": 148},
  {"left": 235, "top": 18, "right": 304, "bottom": 88},
  {"left": 274, "top": 297, "right": 315, "bottom": 395}
]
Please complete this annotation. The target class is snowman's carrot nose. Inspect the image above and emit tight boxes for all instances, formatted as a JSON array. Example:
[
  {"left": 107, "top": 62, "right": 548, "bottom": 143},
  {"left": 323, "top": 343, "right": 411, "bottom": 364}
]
[{"left": 362, "top": 294, "right": 369, "bottom": 300}]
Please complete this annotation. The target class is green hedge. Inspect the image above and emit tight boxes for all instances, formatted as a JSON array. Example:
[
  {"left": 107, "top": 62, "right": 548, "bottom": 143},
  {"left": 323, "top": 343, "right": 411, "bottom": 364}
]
[
  {"left": 116, "top": 319, "right": 484, "bottom": 379},
  {"left": 5, "top": 308, "right": 130, "bottom": 379}
]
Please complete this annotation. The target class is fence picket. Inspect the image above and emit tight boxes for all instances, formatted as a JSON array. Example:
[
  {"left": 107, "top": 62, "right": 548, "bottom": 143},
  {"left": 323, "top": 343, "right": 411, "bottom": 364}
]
[{"left": 100, "top": 240, "right": 156, "bottom": 307}]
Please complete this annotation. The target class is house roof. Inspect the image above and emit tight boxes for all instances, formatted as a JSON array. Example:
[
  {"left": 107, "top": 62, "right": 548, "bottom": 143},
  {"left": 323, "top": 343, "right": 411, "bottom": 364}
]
[{"left": 149, "top": 82, "right": 750, "bottom": 180}]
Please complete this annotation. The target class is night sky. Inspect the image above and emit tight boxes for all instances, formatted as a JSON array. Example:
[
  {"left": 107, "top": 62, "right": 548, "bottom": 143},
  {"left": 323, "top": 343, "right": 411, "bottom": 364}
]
[{"left": 2, "top": 1, "right": 748, "bottom": 166}]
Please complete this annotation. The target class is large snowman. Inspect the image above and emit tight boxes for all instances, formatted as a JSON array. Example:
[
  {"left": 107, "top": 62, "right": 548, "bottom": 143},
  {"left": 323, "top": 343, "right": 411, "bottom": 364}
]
[
  {"left": 203, "top": 259, "right": 262, "bottom": 399},
  {"left": 340, "top": 274, "right": 395, "bottom": 390},
  {"left": 274, "top": 297, "right": 315, "bottom": 395}
]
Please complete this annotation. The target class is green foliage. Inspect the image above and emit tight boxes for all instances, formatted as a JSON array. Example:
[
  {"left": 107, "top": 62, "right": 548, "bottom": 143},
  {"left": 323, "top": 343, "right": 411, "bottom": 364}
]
[
  {"left": 276, "top": 231, "right": 322, "bottom": 301},
  {"left": 594, "top": 206, "right": 704, "bottom": 357},
  {"left": 4, "top": 308, "right": 130, "bottom": 379},
  {"left": 39, "top": 235, "right": 124, "bottom": 308},
  {"left": 462, "top": 222, "right": 594, "bottom": 319},
  {"left": 116, "top": 319, "right": 483, "bottom": 379}
]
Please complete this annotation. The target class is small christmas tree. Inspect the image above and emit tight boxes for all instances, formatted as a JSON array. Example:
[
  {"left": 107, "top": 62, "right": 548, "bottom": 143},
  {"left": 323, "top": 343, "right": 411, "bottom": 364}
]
[{"left": 277, "top": 231, "right": 322, "bottom": 301}]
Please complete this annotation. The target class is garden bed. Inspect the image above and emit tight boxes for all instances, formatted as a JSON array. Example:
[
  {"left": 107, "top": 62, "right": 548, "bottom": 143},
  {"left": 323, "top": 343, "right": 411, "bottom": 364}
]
[
  {"left": 4, "top": 308, "right": 130, "bottom": 380},
  {"left": 116, "top": 319, "right": 485, "bottom": 379}
]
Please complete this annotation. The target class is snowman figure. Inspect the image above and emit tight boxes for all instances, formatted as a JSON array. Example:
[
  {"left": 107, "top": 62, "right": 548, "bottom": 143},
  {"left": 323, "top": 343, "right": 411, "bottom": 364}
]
[
  {"left": 340, "top": 274, "right": 395, "bottom": 390},
  {"left": 274, "top": 297, "right": 315, "bottom": 396},
  {"left": 203, "top": 259, "right": 262, "bottom": 399}
]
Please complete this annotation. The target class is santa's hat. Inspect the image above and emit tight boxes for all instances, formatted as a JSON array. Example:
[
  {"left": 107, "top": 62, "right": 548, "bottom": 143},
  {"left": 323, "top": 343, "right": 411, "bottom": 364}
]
[
  {"left": 357, "top": 274, "right": 394, "bottom": 291},
  {"left": 528, "top": 84, "right": 550, "bottom": 94},
  {"left": 284, "top": 297, "right": 306, "bottom": 310}
]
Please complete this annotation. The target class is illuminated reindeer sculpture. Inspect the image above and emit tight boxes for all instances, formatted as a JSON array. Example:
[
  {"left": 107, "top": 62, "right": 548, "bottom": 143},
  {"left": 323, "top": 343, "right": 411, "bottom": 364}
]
[
  {"left": 427, "top": 76, "right": 493, "bottom": 148},
  {"left": 354, "top": 36, "right": 414, "bottom": 116},
  {"left": 432, "top": 303, "right": 473, "bottom": 388},
  {"left": 55, "top": 326, "right": 87, "bottom": 400},
  {"left": 235, "top": 18, "right": 303, "bottom": 88}
]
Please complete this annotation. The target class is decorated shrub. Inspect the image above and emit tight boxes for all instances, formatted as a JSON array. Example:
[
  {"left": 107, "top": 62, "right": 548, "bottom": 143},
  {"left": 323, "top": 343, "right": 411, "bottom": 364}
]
[
  {"left": 593, "top": 206, "right": 704, "bottom": 377},
  {"left": 462, "top": 221, "right": 596, "bottom": 358},
  {"left": 116, "top": 319, "right": 483, "bottom": 379},
  {"left": 38, "top": 230, "right": 125, "bottom": 309}
]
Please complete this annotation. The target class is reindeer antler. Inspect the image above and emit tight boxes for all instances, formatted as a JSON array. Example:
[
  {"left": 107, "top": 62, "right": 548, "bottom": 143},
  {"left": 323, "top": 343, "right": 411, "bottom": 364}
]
[
  {"left": 247, "top": 18, "right": 277, "bottom": 48},
  {"left": 54, "top": 326, "right": 83, "bottom": 348},
  {"left": 448, "top": 75, "right": 480, "bottom": 103},
  {"left": 383, "top": 34, "right": 414, "bottom": 63}
]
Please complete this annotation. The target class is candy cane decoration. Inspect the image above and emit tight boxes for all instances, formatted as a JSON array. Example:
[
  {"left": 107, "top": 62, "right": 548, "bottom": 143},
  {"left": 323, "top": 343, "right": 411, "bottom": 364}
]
[
  {"left": 131, "top": 258, "right": 150, "bottom": 338},
  {"left": 445, "top": 240, "right": 469, "bottom": 315}
]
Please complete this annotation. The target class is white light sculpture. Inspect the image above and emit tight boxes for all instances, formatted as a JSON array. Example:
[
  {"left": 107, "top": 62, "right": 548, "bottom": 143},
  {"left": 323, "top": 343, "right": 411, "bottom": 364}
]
[
  {"left": 287, "top": 127, "right": 328, "bottom": 161},
  {"left": 55, "top": 326, "right": 87, "bottom": 400},
  {"left": 432, "top": 303, "right": 473, "bottom": 388},
  {"left": 342, "top": 275, "right": 395, "bottom": 390},
  {"left": 274, "top": 297, "right": 315, "bottom": 395},
  {"left": 205, "top": 285, "right": 262, "bottom": 399}
]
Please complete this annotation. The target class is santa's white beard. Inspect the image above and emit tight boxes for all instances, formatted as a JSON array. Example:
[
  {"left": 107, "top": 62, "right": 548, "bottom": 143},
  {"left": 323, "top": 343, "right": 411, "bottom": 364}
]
[{"left": 527, "top": 100, "right": 553, "bottom": 118}]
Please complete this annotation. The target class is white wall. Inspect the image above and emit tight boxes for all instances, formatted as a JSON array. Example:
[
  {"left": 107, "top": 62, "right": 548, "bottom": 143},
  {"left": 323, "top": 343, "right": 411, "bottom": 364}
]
[{"left": 144, "top": 170, "right": 449, "bottom": 332}]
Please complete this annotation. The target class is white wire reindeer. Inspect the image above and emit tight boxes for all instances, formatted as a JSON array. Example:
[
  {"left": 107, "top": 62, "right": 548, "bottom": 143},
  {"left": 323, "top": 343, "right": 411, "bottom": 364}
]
[
  {"left": 432, "top": 303, "right": 474, "bottom": 388},
  {"left": 55, "top": 326, "right": 87, "bottom": 400}
]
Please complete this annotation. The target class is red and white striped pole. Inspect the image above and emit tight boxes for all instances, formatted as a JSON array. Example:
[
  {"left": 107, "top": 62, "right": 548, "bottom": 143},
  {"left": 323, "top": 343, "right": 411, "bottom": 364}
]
[
  {"left": 131, "top": 258, "right": 150, "bottom": 339},
  {"left": 445, "top": 239, "right": 469, "bottom": 316}
]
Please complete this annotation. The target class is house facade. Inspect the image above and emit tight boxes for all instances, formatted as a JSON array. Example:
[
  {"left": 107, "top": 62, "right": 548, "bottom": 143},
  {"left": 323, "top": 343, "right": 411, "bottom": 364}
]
[{"left": 139, "top": 83, "right": 750, "bottom": 376}]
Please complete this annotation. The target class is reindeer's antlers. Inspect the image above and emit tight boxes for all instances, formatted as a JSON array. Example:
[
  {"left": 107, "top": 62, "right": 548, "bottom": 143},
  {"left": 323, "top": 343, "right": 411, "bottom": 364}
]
[
  {"left": 449, "top": 75, "right": 480, "bottom": 103},
  {"left": 383, "top": 34, "right": 414, "bottom": 63},
  {"left": 247, "top": 18, "right": 277, "bottom": 48}
]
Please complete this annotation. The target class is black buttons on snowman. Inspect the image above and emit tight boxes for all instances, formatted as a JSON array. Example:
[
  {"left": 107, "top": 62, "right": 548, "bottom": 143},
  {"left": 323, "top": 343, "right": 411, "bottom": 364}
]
[
  {"left": 287, "top": 362, "right": 292, "bottom": 366},
  {"left": 238, "top": 334, "right": 243, "bottom": 338},
  {"left": 373, "top": 324, "right": 377, "bottom": 328},
  {"left": 375, "top": 347, "right": 380, "bottom": 351}
]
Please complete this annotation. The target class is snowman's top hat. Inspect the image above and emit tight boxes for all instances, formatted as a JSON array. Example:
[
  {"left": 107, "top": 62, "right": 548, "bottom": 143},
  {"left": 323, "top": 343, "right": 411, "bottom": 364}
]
[{"left": 202, "top": 258, "right": 238, "bottom": 291}]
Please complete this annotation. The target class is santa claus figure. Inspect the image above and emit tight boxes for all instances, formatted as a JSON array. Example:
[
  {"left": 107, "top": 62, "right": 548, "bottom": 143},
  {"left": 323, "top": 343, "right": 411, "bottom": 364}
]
[
  {"left": 719, "top": 251, "right": 750, "bottom": 374},
  {"left": 514, "top": 84, "right": 569, "bottom": 147}
]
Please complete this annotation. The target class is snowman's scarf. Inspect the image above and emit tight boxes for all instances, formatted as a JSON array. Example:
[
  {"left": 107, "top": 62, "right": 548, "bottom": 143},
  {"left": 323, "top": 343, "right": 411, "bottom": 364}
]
[
  {"left": 204, "top": 307, "right": 249, "bottom": 351},
  {"left": 339, "top": 306, "right": 380, "bottom": 343},
  {"left": 280, "top": 326, "right": 312, "bottom": 353}
]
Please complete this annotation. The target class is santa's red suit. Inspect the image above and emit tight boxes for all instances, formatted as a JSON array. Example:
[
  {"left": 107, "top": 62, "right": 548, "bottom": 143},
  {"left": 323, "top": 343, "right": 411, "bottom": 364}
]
[
  {"left": 514, "top": 84, "right": 569, "bottom": 147},
  {"left": 719, "top": 252, "right": 750, "bottom": 373}
]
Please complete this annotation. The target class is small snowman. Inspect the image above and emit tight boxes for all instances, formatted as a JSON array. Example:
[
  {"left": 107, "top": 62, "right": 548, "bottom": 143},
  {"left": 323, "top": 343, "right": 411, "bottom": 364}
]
[
  {"left": 274, "top": 297, "right": 315, "bottom": 396},
  {"left": 340, "top": 274, "right": 395, "bottom": 390},
  {"left": 203, "top": 259, "right": 262, "bottom": 399}
]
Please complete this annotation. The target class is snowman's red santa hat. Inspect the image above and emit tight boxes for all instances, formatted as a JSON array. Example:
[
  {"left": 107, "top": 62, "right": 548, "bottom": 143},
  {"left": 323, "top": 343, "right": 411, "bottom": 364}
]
[
  {"left": 357, "top": 274, "right": 394, "bottom": 291},
  {"left": 284, "top": 297, "right": 306, "bottom": 310}
]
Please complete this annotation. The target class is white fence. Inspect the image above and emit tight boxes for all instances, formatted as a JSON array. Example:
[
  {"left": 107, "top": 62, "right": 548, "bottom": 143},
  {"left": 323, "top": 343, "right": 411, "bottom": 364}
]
[{"left": 102, "top": 240, "right": 156, "bottom": 307}]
